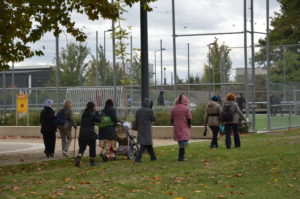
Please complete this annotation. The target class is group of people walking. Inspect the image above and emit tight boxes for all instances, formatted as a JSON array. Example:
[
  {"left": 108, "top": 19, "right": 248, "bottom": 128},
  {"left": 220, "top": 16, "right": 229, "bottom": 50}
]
[{"left": 40, "top": 92, "right": 247, "bottom": 166}]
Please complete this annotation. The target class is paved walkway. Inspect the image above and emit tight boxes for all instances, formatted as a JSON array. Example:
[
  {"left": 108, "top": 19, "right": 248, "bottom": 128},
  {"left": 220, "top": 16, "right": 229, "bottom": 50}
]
[{"left": 0, "top": 137, "right": 207, "bottom": 166}]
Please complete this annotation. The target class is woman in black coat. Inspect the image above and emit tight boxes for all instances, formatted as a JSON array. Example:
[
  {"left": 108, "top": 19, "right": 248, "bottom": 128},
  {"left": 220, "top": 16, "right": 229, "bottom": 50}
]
[
  {"left": 98, "top": 99, "right": 117, "bottom": 161},
  {"left": 75, "top": 101, "right": 101, "bottom": 167},
  {"left": 40, "top": 99, "right": 57, "bottom": 157}
]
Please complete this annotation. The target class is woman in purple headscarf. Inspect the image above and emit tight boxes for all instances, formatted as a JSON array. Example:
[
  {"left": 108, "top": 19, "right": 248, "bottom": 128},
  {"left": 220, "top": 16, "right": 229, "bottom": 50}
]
[{"left": 40, "top": 99, "right": 57, "bottom": 157}]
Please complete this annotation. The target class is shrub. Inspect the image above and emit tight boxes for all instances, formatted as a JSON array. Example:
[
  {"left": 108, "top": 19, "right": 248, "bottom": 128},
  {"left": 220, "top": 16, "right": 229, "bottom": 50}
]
[
  {"left": 153, "top": 108, "right": 172, "bottom": 126},
  {"left": 191, "top": 103, "right": 207, "bottom": 126}
]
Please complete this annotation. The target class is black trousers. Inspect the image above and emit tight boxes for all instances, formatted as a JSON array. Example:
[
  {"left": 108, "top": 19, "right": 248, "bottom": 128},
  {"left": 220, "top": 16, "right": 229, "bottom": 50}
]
[
  {"left": 225, "top": 124, "right": 240, "bottom": 148},
  {"left": 43, "top": 132, "right": 56, "bottom": 155},
  {"left": 209, "top": 126, "right": 220, "bottom": 147},
  {"left": 78, "top": 139, "right": 96, "bottom": 158},
  {"left": 136, "top": 145, "right": 156, "bottom": 161}
]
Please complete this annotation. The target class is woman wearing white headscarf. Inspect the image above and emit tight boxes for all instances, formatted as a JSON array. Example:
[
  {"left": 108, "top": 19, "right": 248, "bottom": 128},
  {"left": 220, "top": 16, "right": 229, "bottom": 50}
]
[{"left": 40, "top": 99, "right": 57, "bottom": 157}]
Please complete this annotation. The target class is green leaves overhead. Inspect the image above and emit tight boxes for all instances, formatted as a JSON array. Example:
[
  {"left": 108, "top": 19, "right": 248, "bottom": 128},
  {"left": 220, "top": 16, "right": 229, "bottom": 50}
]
[{"left": 0, "top": 0, "right": 157, "bottom": 70}]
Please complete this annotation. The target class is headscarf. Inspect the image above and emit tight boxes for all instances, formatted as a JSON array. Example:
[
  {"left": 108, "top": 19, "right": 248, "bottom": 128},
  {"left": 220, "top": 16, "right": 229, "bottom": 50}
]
[
  {"left": 104, "top": 99, "right": 114, "bottom": 108},
  {"left": 211, "top": 96, "right": 219, "bottom": 102},
  {"left": 43, "top": 99, "right": 54, "bottom": 108},
  {"left": 142, "top": 98, "right": 152, "bottom": 108},
  {"left": 86, "top": 101, "right": 95, "bottom": 112}
]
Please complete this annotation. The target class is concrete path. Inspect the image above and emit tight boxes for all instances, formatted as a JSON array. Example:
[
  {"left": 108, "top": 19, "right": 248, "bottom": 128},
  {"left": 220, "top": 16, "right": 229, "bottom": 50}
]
[{"left": 0, "top": 137, "right": 207, "bottom": 167}]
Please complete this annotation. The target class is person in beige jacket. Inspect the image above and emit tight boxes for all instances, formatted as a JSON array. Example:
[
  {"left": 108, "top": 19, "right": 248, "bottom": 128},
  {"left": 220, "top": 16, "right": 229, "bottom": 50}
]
[
  {"left": 57, "top": 100, "right": 77, "bottom": 157},
  {"left": 204, "top": 96, "right": 222, "bottom": 148}
]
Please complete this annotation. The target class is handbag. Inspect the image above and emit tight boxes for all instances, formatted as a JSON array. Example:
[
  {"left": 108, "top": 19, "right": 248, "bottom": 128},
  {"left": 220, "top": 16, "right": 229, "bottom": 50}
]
[{"left": 131, "top": 120, "right": 138, "bottom": 131}]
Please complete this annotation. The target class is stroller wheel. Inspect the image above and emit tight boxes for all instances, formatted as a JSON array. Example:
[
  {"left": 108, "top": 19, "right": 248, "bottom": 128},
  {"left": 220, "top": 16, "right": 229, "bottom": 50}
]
[{"left": 128, "top": 145, "right": 139, "bottom": 159}]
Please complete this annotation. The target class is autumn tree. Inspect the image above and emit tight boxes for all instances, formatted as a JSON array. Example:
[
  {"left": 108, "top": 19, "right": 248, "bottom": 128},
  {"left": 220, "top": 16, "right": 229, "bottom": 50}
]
[
  {"left": 48, "top": 42, "right": 89, "bottom": 86},
  {"left": 255, "top": 0, "right": 300, "bottom": 82},
  {"left": 0, "top": 0, "right": 156, "bottom": 70},
  {"left": 201, "top": 38, "right": 232, "bottom": 84}
]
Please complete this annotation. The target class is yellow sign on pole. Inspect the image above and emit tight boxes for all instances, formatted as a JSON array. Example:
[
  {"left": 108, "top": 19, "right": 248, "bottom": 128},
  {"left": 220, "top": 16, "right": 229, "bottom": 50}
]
[{"left": 16, "top": 94, "right": 28, "bottom": 113}]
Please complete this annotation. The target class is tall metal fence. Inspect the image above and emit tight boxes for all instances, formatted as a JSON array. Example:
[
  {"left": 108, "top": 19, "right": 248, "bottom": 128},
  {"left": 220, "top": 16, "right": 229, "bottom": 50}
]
[{"left": 1, "top": 82, "right": 300, "bottom": 131}]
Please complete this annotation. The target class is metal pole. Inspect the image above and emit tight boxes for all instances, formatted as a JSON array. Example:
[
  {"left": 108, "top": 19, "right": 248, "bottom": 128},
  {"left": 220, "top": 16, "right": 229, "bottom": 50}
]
[
  {"left": 140, "top": 1, "right": 149, "bottom": 101},
  {"left": 283, "top": 46, "right": 286, "bottom": 101},
  {"left": 172, "top": 0, "right": 177, "bottom": 94},
  {"left": 220, "top": 46, "right": 224, "bottom": 97},
  {"left": 154, "top": 51, "right": 157, "bottom": 86},
  {"left": 244, "top": 0, "right": 249, "bottom": 119},
  {"left": 112, "top": 0, "right": 117, "bottom": 105},
  {"left": 208, "top": 46, "right": 212, "bottom": 99},
  {"left": 187, "top": 43, "right": 190, "bottom": 82},
  {"left": 96, "top": 31, "right": 99, "bottom": 86},
  {"left": 250, "top": 0, "right": 256, "bottom": 132},
  {"left": 187, "top": 43, "right": 190, "bottom": 99},
  {"left": 130, "top": 35, "right": 133, "bottom": 98},
  {"left": 2, "top": 70, "right": 6, "bottom": 118},
  {"left": 55, "top": 35, "right": 60, "bottom": 109},
  {"left": 160, "top": 39, "right": 163, "bottom": 85},
  {"left": 266, "top": 0, "right": 271, "bottom": 131},
  {"left": 104, "top": 30, "right": 106, "bottom": 84},
  {"left": 12, "top": 62, "right": 14, "bottom": 87},
  {"left": 164, "top": 67, "right": 166, "bottom": 85}
]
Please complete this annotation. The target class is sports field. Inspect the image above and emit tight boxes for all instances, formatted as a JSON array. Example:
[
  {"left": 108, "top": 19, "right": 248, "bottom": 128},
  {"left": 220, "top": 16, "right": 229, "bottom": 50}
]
[{"left": 255, "top": 114, "right": 300, "bottom": 131}]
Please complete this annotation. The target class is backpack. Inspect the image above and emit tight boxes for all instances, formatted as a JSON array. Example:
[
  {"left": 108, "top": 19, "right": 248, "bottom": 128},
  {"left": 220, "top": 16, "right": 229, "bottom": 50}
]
[
  {"left": 221, "top": 105, "right": 234, "bottom": 122},
  {"left": 55, "top": 110, "right": 67, "bottom": 126},
  {"left": 97, "top": 112, "right": 114, "bottom": 129}
]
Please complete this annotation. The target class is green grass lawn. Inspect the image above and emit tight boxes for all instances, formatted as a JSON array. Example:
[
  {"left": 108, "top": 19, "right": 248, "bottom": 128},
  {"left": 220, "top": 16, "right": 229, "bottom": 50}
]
[
  {"left": 1, "top": 130, "right": 300, "bottom": 199},
  {"left": 255, "top": 114, "right": 300, "bottom": 131}
]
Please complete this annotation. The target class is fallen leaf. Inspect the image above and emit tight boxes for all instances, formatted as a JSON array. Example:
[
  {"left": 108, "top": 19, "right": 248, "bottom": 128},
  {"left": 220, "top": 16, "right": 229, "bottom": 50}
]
[
  {"left": 67, "top": 186, "right": 75, "bottom": 190},
  {"left": 271, "top": 179, "right": 278, "bottom": 183},
  {"left": 132, "top": 190, "right": 143, "bottom": 192},
  {"left": 12, "top": 179, "right": 17, "bottom": 183},
  {"left": 31, "top": 192, "right": 38, "bottom": 195},
  {"left": 63, "top": 178, "right": 72, "bottom": 182},
  {"left": 103, "top": 179, "right": 110, "bottom": 183},
  {"left": 227, "top": 191, "right": 235, "bottom": 194},
  {"left": 204, "top": 162, "right": 209, "bottom": 166},
  {"left": 216, "top": 195, "right": 226, "bottom": 198},
  {"left": 288, "top": 184, "right": 294, "bottom": 187},
  {"left": 234, "top": 173, "right": 243, "bottom": 177},
  {"left": 153, "top": 176, "right": 162, "bottom": 181},
  {"left": 194, "top": 190, "right": 203, "bottom": 193},
  {"left": 168, "top": 191, "right": 175, "bottom": 196},
  {"left": 36, "top": 167, "right": 42, "bottom": 171},
  {"left": 55, "top": 192, "right": 63, "bottom": 196},
  {"left": 174, "top": 197, "right": 185, "bottom": 199},
  {"left": 239, "top": 192, "right": 246, "bottom": 195},
  {"left": 12, "top": 186, "right": 20, "bottom": 191},
  {"left": 203, "top": 185, "right": 210, "bottom": 189}
]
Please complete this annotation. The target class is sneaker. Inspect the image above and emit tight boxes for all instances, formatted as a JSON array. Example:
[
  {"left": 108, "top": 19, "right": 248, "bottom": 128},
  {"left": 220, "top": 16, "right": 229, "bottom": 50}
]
[
  {"left": 62, "top": 151, "right": 69, "bottom": 157},
  {"left": 90, "top": 159, "right": 98, "bottom": 166},
  {"left": 178, "top": 157, "right": 187, "bottom": 161}
]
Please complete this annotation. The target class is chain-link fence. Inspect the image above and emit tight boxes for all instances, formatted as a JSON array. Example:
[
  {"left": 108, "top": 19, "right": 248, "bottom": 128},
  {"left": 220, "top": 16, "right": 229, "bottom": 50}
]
[{"left": 1, "top": 82, "right": 300, "bottom": 130}]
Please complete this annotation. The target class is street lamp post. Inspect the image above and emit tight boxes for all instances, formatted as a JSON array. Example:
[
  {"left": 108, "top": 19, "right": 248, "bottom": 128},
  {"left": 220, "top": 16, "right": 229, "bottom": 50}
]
[
  {"left": 104, "top": 29, "right": 113, "bottom": 59},
  {"left": 103, "top": 29, "right": 112, "bottom": 85},
  {"left": 154, "top": 48, "right": 166, "bottom": 86}
]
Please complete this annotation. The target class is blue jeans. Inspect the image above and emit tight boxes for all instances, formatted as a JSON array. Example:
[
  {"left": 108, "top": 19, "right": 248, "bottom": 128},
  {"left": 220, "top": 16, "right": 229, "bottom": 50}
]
[{"left": 224, "top": 124, "right": 240, "bottom": 148}]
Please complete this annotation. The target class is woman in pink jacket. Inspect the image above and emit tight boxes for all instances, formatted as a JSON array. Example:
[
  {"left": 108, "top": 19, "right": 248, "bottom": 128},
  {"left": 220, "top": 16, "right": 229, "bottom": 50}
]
[{"left": 171, "top": 94, "right": 192, "bottom": 161}]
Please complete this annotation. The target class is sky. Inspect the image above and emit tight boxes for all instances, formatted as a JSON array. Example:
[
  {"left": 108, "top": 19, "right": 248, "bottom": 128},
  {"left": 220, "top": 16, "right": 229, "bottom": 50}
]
[{"left": 15, "top": 0, "right": 281, "bottom": 83}]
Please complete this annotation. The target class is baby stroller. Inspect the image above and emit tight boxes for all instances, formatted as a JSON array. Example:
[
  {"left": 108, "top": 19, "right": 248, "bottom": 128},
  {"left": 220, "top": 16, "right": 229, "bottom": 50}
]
[{"left": 114, "top": 121, "right": 139, "bottom": 159}]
